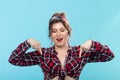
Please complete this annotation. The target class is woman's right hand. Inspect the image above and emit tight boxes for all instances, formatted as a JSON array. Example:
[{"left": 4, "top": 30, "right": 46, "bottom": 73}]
[{"left": 27, "top": 38, "right": 42, "bottom": 54}]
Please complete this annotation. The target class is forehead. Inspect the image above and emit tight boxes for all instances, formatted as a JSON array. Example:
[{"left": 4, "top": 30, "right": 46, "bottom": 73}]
[{"left": 52, "top": 22, "right": 66, "bottom": 29}]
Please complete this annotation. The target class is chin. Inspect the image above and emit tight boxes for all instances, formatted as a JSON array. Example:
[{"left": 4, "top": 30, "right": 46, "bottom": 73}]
[
  {"left": 55, "top": 43, "right": 66, "bottom": 47},
  {"left": 56, "top": 44, "right": 63, "bottom": 47}
]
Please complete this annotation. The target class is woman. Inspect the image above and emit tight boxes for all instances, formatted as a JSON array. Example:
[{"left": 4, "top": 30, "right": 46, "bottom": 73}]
[{"left": 8, "top": 12, "right": 114, "bottom": 80}]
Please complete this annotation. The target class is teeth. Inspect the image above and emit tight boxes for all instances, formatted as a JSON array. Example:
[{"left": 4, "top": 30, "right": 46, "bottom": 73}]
[
  {"left": 56, "top": 37, "right": 62, "bottom": 39},
  {"left": 56, "top": 37, "right": 63, "bottom": 41}
]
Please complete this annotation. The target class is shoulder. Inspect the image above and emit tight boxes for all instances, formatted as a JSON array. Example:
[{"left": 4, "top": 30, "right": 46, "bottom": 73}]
[
  {"left": 69, "top": 45, "right": 80, "bottom": 57},
  {"left": 41, "top": 46, "right": 55, "bottom": 54},
  {"left": 70, "top": 45, "right": 80, "bottom": 51}
]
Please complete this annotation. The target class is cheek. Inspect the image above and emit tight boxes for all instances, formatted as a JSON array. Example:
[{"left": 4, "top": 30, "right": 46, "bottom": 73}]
[
  {"left": 64, "top": 34, "right": 69, "bottom": 41},
  {"left": 51, "top": 34, "right": 56, "bottom": 41},
  {"left": 64, "top": 33, "right": 69, "bottom": 38},
  {"left": 64, "top": 31, "right": 69, "bottom": 38}
]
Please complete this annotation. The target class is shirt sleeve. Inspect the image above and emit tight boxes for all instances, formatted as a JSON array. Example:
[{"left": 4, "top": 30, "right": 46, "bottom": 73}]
[
  {"left": 8, "top": 40, "right": 43, "bottom": 66},
  {"left": 82, "top": 41, "right": 114, "bottom": 63}
]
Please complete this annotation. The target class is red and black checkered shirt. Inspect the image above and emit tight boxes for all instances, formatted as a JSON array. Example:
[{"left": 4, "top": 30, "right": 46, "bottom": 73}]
[{"left": 9, "top": 40, "right": 114, "bottom": 80}]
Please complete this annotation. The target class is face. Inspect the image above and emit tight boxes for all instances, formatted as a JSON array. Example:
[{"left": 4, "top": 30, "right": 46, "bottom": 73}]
[{"left": 51, "top": 22, "right": 69, "bottom": 47}]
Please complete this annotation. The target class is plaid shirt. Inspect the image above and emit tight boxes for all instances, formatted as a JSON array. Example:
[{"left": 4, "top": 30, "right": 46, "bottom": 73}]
[{"left": 9, "top": 40, "right": 114, "bottom": 80}]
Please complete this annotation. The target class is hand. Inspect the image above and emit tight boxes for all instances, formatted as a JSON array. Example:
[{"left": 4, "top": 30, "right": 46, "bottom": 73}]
[
  {"left": 81, "top": 40, "right": 92, "bottom": 51},
  {"left": 27, "top": 38, "right": 41, "bottom": 51}
]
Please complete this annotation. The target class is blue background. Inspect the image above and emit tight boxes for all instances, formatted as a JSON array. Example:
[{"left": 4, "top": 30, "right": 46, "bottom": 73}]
[{"left": 0, "top": 0, "right": 119, "bottom": 80}]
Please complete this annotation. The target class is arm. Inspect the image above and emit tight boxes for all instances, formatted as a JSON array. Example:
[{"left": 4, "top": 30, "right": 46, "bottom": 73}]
[
  {"left": 81, "top": 40, "right": 114, "bottom": 63},
  {"left": 8, "top": 39, "right": 43, "bottom": 66}
]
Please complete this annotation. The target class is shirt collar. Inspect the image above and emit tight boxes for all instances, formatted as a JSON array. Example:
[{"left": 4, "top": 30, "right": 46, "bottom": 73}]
[{"left": 51, "top": 45, "right": 72, "bottom": 55}]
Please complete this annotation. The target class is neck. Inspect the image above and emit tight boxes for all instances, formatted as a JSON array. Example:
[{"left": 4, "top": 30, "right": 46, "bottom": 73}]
[{"left": 55, "top": 44, "right": 68, "bottom": 51}]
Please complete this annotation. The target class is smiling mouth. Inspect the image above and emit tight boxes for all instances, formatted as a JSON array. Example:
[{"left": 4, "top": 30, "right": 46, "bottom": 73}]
[{"left": 56, "top": 37, "right": 63, "bottom": 42}]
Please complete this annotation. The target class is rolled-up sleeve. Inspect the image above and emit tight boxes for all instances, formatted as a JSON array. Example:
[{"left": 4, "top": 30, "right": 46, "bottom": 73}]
[
  {"left": 83, "top": 41, "right": 114, "bottom": 63},
  {"left": 8, "top": 40, "right": 42, "bottom": 66}
]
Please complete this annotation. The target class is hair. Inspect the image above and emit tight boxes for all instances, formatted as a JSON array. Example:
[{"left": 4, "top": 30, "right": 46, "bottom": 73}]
[{"left": 48, "top": 12, "right": 72, "bottom": 38}]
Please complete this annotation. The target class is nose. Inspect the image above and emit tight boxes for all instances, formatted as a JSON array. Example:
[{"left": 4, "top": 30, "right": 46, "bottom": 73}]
[{"left": 56, "top": 31, "right": 61, "bottom": 36}]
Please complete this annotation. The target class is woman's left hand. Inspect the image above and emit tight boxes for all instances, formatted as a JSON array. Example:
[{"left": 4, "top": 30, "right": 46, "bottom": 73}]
[{"left": 81, "top": 40, "right": 92, "bottom": 51}]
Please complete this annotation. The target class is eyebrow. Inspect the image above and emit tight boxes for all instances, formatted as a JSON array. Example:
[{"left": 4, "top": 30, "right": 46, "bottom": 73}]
[{"left": 52, "top": 27, "right": 66, "bottom": 30}]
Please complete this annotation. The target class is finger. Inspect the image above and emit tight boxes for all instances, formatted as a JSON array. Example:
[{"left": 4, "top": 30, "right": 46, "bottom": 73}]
[
  {"left": 38, "top": 46, "right": 42, "bottom": 55},
  {"left": 36, "top": 44, "right": 40, "bottom": 50}
]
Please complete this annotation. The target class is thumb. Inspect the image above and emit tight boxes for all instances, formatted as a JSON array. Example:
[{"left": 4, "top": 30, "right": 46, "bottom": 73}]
[{"left": 38, "top": 46, "right": 42, "bottom": 55}]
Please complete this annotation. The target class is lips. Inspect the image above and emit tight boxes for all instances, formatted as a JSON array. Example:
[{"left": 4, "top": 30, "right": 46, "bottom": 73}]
[{"left": 56, "top": 37, "right": 63, "bottom": 42}]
